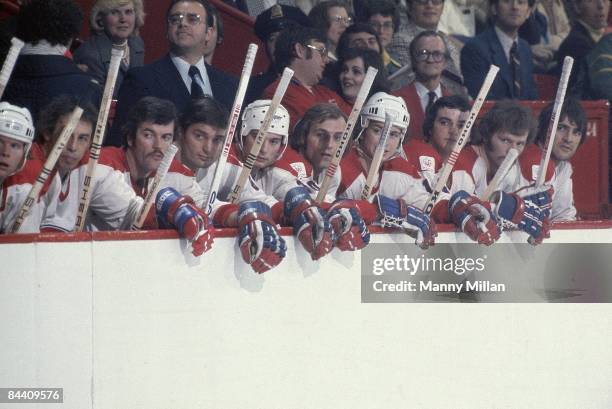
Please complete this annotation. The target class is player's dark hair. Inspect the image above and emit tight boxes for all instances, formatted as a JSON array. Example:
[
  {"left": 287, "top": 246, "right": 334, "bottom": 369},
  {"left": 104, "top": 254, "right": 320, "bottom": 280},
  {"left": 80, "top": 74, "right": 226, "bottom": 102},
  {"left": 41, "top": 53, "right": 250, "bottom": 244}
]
[
  {"left": 274, "top": 26, "right": 327, "bottom": 70},
  {"left": 123, "top": 97, "right": 177, "bottom": 145},
  {"left": 179, "top": 96, "right": 229, "bottom": 133},
  {"left": 422, "top": 95, "right": 471, "bottom": 141},
  {"left": 536, "top": 98, "right": 587, "bottom": 146},
  {"left": 36, "top": 95, "right": 98, "bottom": 145},
  {"left": 166, "top": 0, "right": 214, "bottom": 28},
  {"left": 291, "top": 103, "right": 347, "bottom": 153},
  {"left": 16, "top": 0, "right": 83, "bottom": 46},
  {"left": 474, "top": 99, "right": 536, "bottom": 145}
]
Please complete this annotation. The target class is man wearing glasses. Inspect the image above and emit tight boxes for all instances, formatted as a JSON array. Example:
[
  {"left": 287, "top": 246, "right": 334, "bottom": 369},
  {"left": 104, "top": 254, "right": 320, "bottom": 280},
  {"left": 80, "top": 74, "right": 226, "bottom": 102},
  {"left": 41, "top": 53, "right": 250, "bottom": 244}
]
[
  {"left": 263, "top": 26, "right": 350, "bottom": 131},
  {"left": 110, "top": 0, "right": 237, "bottom": 147},
  {"left": 461, "top": 0, "right": 538, "bottom": 100},
  {"left": 393, "top": 31, "right": 454, "bottom": 141},
  {"left": 387, "top": 0, "right": 465, "bottom": 95}
]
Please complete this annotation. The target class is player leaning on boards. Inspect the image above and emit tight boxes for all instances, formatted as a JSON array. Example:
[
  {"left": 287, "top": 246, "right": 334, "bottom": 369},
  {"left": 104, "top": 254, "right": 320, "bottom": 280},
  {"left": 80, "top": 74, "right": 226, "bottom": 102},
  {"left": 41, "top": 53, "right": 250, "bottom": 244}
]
[
  {"left": 0, "top": 102, "right": 58, "bottom": 233},
  {"left": 174, "top": 97, "right": 286, "bottom": 273}
]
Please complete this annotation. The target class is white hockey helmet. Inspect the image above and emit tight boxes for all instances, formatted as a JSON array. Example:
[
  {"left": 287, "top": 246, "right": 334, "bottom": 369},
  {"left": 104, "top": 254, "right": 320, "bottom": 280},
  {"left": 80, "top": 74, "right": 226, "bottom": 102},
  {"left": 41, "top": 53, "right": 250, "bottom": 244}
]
[
  {"left": 239, "top": 99, "right": 290, "bottom": 157},
  {"left": 0, "top": 102, "right": 35, "bottom": 173},
  {"left": 360, "top": 92, "right": 410, "bottom": 143}
]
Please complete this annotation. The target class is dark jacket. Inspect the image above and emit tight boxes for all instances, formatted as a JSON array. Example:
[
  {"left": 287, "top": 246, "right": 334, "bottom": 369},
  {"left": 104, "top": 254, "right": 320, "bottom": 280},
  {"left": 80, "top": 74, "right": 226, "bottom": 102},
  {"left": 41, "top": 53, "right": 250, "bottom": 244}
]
[
  {"left": 556, "top": 21, "right": 597, "bottom": 89},
  {"left": 4, "top": 54, "right": 102, "bottom": 120},
  {"left": 460, "top": 25, "right": 538, "bottom": 100},
  {"left": 109, "top": 54, "right": 238, "bottom": 146},
  {"left": 73, "top": 31, "right": 145, "bottom": 98}
]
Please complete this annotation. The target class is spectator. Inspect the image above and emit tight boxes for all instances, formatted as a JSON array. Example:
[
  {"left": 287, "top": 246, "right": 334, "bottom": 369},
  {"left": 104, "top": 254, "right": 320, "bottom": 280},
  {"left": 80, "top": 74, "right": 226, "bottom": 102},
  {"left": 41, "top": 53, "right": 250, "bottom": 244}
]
[
  {"left": 529, "top": 0, "right": 571, "bottom": 72},
  {"left": 586, "top": 32, "right": 612, "bottom": 100},
  {"left": 388, "top": 0, "right": 465, "bottom": 95},
  {"left": 202, "top": 3, "right": 223, "bottom": 64},
  {"left": 111, "top": 0, "right": 237, "bottom": 147},
  {"left": 337, "top": 47, "right": 390, "bottom": 104},
  {"left": 4, "top": 0, "right": 102, "bottom": 120},
  {"left": 361, "top": 0, "right": 402, "bottom": 75},
  {"left": 308, "top": 0, "right": 353, "bottom": 61},
  {"left": 337, "top": 22, "right": 381, "bottom": 55},
  {"left": 263, "top": 26, "right": 350, "bottom": 131},
  {"left": 248, "top": 4, "right": 311, "bottom": 105},
  {"left": 438, "top": 0, "right": 487, "bottom": 40},
  {"left": 394, "top": 31, "right": 458, "bottom": 140},
  {"left": 73, "top": 0, "right": 145, "bottom": 98},
  {"left": 461, "top": 0, "right": 538, "bottom": 100},
  {"left": 556, "top": 0, "right": 610, "bottom": 89}
]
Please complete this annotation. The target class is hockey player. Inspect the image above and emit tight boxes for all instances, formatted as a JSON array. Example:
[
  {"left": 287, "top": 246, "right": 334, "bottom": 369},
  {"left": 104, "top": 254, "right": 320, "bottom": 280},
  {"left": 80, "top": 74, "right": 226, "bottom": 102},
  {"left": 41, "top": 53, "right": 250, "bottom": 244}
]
[
  {"left": 530, "top": 98, "right": 587, "bottom": 221},
  {"left": 175, "top": 97, "right": 286, "bottom": 273},
  {"left": 334, "top": 92, "right": 438, "bottom": 248},
  {"left": 464, "top": 100, "right": 554, "bottom": 243},
  {"left": 406, "top": 95, "right": 500, "bottom": 245},
  {"left": 0, "top": 102, "right": 57, "bottom": 233}
]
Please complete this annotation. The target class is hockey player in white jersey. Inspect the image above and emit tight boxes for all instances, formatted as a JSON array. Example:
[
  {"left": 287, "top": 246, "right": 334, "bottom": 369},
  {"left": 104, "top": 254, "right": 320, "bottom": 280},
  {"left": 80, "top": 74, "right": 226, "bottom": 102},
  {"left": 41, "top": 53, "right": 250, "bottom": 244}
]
[
  {"left": 175, "top": 97, "right": 286, "bottom": 273},
  {"left": 335, "top": 92, "right": 437, "bottom": 248},
  {"left": 0, "top": 102, "right": 57, "bottom": 233},
  {"left": 530, "top": 98, "right": 587, "bottom": 221}
]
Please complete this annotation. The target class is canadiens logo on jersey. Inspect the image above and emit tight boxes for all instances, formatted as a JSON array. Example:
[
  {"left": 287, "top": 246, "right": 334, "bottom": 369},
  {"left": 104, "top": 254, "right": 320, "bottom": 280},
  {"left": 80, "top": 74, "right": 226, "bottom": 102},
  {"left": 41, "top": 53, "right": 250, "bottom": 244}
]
[
  {"left": 290, "top": 162, "right": 307, "bottom": 179},
  {"left": 419, "top": 156, "right": 436, "bottom": 173}
]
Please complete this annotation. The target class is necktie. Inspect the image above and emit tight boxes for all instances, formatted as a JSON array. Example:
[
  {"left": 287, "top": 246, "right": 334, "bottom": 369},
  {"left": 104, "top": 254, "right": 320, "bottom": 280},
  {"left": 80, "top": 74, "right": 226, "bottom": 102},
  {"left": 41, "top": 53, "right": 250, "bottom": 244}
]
[
  {"left": 510, "top": 42, "right": 521, "bottom": 98},
  {"left": 425, "top": 91, "right": 437, "bottom": 114},
  {"left": 188, "top": 65, "right": 205, "bottom": 99}
]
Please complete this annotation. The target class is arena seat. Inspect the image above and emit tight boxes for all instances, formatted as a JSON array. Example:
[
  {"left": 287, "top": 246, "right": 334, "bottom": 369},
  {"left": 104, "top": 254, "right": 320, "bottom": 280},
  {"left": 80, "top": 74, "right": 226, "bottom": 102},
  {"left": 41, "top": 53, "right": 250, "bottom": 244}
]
[{"left": 533, "top": 74, "right": 559, "bottom": 100}]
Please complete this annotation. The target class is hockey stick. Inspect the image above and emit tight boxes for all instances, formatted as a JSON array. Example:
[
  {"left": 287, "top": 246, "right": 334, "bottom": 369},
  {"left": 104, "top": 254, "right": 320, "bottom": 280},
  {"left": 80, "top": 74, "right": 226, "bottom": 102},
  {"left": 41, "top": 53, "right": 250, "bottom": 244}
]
[
  {"left": 361, "top": 112, "right": 393, "bottom": 201},
  {"left": 316, "top": 66, "right": 378, "bottom": 202},
  {"left": 74, "top": 47, "right": 125, "bottom": 231},
  {"left": 387, "top": 63, "right": 409, "bottom": 81},
  {"left": 480, "top": 147, "right": 519, "bottom": 201},
  {"left": 422, "top": 65, "right": 499, "bottom": 216},
  {"left": 10, "top": 106, "right": 84, "bottom": 233},
  {"left": 131, "top": 143, "right": 179, "bottom": 230},
  {"left": 0, "top": 37, "right": 24, "bottom": 100},
  {"left": 228, "top": 67, "right": 294, "bottom": 204},
  {"left": 534, "top": 56, "right": 573, "bottom": 187},
  {"left": 204, "top": 43, "right": 257, "bottom": 215}
]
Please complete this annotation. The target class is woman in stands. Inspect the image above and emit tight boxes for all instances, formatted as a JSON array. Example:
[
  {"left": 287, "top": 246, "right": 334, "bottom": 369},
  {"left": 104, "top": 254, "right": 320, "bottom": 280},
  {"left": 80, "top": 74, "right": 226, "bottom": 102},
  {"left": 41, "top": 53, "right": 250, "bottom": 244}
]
[
  {"left": 337, "top": 47, "right": 390, "bottom": 105},
  {"left": 74, "top": 0, "right": 145, "bottom": 96}
]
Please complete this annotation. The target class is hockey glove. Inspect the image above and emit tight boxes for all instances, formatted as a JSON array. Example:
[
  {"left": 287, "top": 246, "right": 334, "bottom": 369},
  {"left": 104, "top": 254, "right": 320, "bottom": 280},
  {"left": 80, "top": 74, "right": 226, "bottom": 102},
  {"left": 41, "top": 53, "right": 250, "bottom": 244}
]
[
  {"left": 327, "top": 200, "right": 370, "bottom": 251},
  {"left": 284, "top": 186, "right": 334, "bottom": 260},
  {"left": 156, "top": 187, "right": 214, "bottom": 256},
  {"left": 517, "top": 185, "right": 554, "bottom": 219},
  {"left": 492, "top": 190, "right": 548, "bottom": 244},
  {"left": 449, "top": 190, "right": 500, "bottom": 246},
  {"left": 375, "top": 195, "right": 437, "bottom": 249},
  {"left": 238, "top": 201, "right": 286, "bottom": 273}
]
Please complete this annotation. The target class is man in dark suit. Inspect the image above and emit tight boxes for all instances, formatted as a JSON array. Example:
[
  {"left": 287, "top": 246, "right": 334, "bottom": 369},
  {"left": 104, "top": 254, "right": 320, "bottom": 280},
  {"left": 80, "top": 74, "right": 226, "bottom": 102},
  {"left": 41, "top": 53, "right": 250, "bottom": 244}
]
[
  {"left": 110, "top": 0, "right": 238, "bottom": 147},
  {"left": 460, "top": 0, "right": 538, "bottom": 100}
]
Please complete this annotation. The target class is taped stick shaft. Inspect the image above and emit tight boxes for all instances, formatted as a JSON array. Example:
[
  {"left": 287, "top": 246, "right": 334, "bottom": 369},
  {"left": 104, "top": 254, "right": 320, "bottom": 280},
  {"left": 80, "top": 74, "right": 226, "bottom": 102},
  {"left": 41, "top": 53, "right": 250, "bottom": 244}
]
[
  {"left": 361, "top": 112, "right": 393, "bottom": 201},
  {"left": 229, "top": 67, "right": 294, "bottom": 204},
  {"left": 10, "top": 107, "right": 84, "bottom": 233},
  {"left": 480, "top": 148, "right": 519, "bottom": 201},
  {"left": 316, "top": 66, "right": 378, "bottom": 202},
  {"left": 74, "top": 47, "right": 124, "bottom": 231},
  {"left": 131, "top": 144, "right": 178, "bottom": 230},
  {"left": 422, "top": 65, "right": 499, "bottom": 215},
  {"left": 205, "top": 43, "right": 257, "bottom": 214},
  {"left": 0, "top": 37, "right": 24, "bottom": 100},
  {"left": 535, "top": 56, "right": 573, "bottom": 187}
]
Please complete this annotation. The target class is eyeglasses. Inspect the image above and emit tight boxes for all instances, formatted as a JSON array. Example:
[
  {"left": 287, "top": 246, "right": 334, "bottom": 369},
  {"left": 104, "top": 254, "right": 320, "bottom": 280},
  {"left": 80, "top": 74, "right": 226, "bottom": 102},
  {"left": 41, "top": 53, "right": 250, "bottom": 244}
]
[
  {"left": 414, "top": 49, "right": 447, "bottom": 62},
  {"left": 370, "top": 21, "right": 394, "bottom": 31},
  {"left": 167, "top": 13, "right": 203, "bottom": 26},
  {"left": 413, "top": 0, "right": 444, "bottom": 5},
  {"left": 307, "top": 44, "right": 328, "bottom": 58},
  {"left": 330, "top": 15, "right": 353, "bottom": 25}
]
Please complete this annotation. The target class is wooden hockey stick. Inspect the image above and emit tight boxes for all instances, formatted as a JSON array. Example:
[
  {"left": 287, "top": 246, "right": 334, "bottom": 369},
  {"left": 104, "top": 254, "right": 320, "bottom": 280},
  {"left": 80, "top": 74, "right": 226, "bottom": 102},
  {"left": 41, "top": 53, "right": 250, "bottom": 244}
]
[
  {"left": 361, "top": 112, "right": 393, "bottom": 201},
  {"left": 131, "top": 144, "right": 179, "bottom": 230},
  {"left": 74, "top": 47, "right": 125, "bottom": 231},
  {"left": 422, "top": 65, "right": 499, "bottom": 216},
  {"left": 316, "top": 66, "right": 378, "bottom": 202},
  {"left": 480, "top": 147, "right": 519, "bottom": 201},
  {"left": 535, "top": 56, "right": 573, "bottom": 187},
  {"left": 0, "top": 37, "right": 24, "bottom": 99},
  {"left": 228, "top": 67, "right": 294, "bottom": 204},
  {"left": 10, "top": 106, "right": 84, "bottom": 233},
  {"left": 204, "top": 43, "right": 257, "bottom": 214}
]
